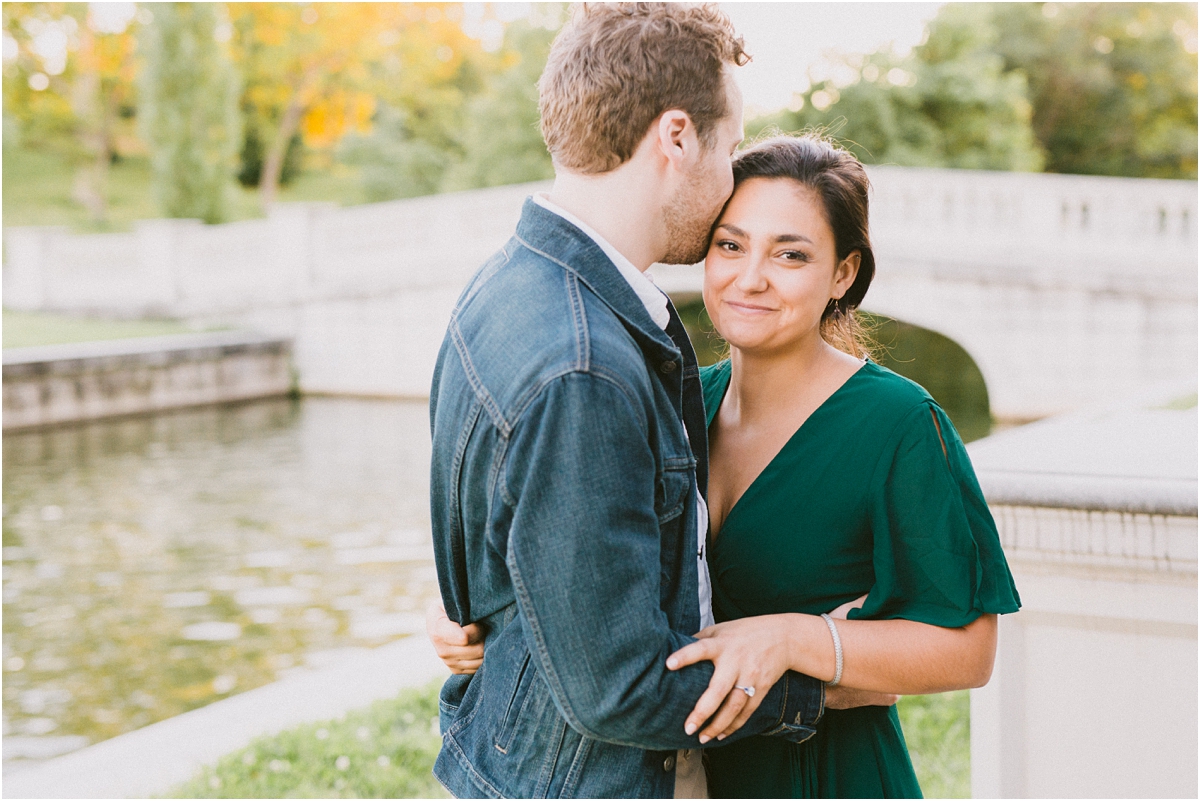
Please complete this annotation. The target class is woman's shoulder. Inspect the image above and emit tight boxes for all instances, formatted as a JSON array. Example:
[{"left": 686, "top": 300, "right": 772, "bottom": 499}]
[{"left": 850, "top": 361, "right": 937, "bottom": 418}]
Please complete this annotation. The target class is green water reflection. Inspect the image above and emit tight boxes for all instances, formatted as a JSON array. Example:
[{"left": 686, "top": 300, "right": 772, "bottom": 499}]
[{"left": 2, "top": 398, "right": 440, "bottom": 765}]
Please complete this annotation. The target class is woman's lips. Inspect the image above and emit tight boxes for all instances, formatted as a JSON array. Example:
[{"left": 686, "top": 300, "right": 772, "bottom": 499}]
[{"left": 724, "top": 299, "right": 775, "bottom": 314}]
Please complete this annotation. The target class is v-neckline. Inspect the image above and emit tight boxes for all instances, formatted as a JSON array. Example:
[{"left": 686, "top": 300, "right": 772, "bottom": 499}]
[{"left": 706, "top": 359, "right": 871, "bottom": 542}]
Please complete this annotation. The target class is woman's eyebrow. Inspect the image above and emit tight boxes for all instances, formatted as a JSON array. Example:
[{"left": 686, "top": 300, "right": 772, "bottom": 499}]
[
  {"left": 773, "top": 233, "right": 814, "bottom": 245},
  {"left": 714, "top": 223, "right": 814, "bottom": 246}
]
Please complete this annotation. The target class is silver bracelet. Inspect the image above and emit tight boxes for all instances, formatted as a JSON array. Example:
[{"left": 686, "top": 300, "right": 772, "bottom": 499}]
[{"left": 820, "top": 613, "right": 844, "bottom": 687}]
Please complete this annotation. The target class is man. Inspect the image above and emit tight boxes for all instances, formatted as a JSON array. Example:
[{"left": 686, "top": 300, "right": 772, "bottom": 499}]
[{"left": 429, "top": 5, "right": 825, "bottom": 798}]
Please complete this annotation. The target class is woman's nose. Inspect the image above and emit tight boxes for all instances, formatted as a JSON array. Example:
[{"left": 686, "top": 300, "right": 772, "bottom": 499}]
[{"left": 733, "top": 255, "right": 769, "bottom": 293}]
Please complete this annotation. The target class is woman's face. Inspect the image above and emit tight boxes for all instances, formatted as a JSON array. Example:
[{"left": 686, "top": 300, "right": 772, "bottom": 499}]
[{"left": 703, "top": 177, "right": 860, "bottom": 356}]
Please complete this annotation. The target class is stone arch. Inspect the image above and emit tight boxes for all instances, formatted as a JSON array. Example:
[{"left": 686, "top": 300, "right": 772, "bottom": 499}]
[{"left": 861, "top": 313, "right": 992, "bottom": 442}]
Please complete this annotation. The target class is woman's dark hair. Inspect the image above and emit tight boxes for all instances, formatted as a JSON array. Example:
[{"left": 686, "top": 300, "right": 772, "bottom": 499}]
[{"left": 730, "top": 135, "right": 876, "bottom": 358}]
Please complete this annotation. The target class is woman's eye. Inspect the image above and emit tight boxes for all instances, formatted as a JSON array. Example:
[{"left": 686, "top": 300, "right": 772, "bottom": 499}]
[
  {"left": 716, "top": 240, "right": 741, "bottom": 252},
  {"left": 780, "top": 250, "right": 811, "bottom": 262}
]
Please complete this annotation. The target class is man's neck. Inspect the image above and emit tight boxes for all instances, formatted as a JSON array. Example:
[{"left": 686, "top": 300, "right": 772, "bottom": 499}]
[{"left": 545, "top": 167, "right": 666, "bottom": 272}]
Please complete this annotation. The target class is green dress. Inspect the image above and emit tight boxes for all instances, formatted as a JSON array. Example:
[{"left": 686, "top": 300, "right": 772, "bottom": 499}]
[{"left": 699, "top": 359, "right": 1020, "bottom": 799}]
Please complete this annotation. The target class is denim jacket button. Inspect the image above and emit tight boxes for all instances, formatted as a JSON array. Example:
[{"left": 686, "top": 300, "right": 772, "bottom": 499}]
[
  {"left": 659, "top": 360, "right": 677, "bottom": 374},
  {"left": 663, "top": 753, "right": 676, "bottom": 772}
]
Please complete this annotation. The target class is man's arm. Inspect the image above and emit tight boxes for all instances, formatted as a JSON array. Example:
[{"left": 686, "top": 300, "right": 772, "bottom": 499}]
[{"left": 497, "top": 370, "right": 822, "bottom": 750}]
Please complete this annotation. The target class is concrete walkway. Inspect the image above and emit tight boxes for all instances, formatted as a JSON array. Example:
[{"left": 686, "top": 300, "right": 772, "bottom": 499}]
[{"left": 3, "top": 635, "right": 449, "bottom": 799}]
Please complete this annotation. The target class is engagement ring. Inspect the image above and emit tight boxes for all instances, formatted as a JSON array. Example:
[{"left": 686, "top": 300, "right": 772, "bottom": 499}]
[{"left": 736, "top": 685, "right": 756, "bottom": 698}]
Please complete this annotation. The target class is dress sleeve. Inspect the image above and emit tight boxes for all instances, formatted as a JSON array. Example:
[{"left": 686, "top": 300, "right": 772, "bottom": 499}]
[{"left": 849, "top": 401, "right": 1021, "bottom": 628}]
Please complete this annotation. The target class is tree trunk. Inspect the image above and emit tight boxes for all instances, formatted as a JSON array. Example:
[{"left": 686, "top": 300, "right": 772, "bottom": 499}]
[
  {"left": 70, "top": 23, "right": 108, "bottom": 223},
  {"left": 258, "top": 94, "right": 307, "bottom": 211}
]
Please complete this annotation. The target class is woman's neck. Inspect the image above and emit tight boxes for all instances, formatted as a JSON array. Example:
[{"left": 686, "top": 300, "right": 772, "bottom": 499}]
[{"left": 725, "top": 335, "right": 855, "bottom": 425}]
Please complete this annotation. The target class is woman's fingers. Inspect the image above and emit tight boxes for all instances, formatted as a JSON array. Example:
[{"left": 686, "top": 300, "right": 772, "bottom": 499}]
[
  {"left": 426, "top": 602, "right": 486, "bottom": 671},
  {"left": 448, "top": 657, "right": 483, "bottom": 675},
  {"left": 426, "top": 602, "right": 468, "bottom": 646},
  {"left": 717, "top": 691, "right": 764, "bottom": 739},
  {"left": 666, "top": 639, "right": 713, "bottom": 670},
  {"left": 683, "top": 669, "right": 736, "bottom": 736},
  {"left": 697, "top": 686, "right": 750, "bottom": 742}
]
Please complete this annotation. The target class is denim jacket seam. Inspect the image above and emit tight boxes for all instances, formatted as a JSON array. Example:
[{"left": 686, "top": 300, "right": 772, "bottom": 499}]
[
  {"left": 534, "top": 714, "right": 568, "bottom": 797},
  {"left": 450, "top": 318, "right": 511, "bottom": 437},
  {"left": 448, "top": 400, "right": 485, "bottom": 609},
  {"left": 455, "top": 243, "right": 514, "bottom": 316},
  {"left": 505, "top": 539, "right": 603, "bottom": 743},
  {"left": 513, "top": 234, "right": 664, "bottom": 353},
  {"left": 561, "top": 735, "right": 594, "bottom": 797},
  {"left": 566, "top": 271, "right": 590, "bottom": 372},
  {"left": 491, "top": 436, "right": 515, "bottom": 510},
  {"left": 443, "top": 732, "right": 506, "bottom": 798}
]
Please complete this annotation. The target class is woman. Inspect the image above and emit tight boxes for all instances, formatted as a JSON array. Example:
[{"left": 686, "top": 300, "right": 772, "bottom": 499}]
[{"left": 429, "top": 135, "right": 1020, "bottom": 798}]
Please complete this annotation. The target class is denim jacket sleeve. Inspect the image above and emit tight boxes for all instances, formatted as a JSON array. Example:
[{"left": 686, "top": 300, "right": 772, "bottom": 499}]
[{"left": 499, "top": 370, "right": 823, "bottom": 750}]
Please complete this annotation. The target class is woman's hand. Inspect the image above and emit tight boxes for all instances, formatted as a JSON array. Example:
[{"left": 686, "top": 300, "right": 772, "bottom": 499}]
[
  {"left": 665, "top": 614, "right": 806, "bottom": 743},
  {"left": 425, "top": 602, "right": 485, "bottom": 675}
]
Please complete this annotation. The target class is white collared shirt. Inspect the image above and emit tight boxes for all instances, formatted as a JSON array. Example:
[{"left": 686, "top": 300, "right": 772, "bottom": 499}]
[{"left": 533, "top": 194, "right": 715, "bottom": 631}]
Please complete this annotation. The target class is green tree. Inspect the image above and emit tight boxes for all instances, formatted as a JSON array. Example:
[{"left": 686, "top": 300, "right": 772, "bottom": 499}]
[
  {"left": 337, "top": 103, "right": 453, "bottom": 200},
  {"left": 750, "top": 3, "right": 1197, "bottom": 179},
  {"left": 988, "top": 2, "right": 1197, "bottom": 178},
  {"left": 751, "top": 6, "right": 1043, "bottom": 171},
  {"left": 138, "top": 4, "right": 240, "bottom": 223},
  {"left": 337, "top": 10, "right": 560, "bottom": 200},
  {"left": 441, "top": 18, "right": 557, "bottom": 191}
]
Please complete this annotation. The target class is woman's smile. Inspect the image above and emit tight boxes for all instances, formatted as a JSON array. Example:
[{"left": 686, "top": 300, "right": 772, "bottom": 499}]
[{"left": 724, "top": 299, "right": 777, "bottom": 314}]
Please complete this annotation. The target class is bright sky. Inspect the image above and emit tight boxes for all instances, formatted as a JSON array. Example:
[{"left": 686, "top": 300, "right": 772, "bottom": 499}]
[{"left": 720, "top": 2, "right": 946, "bottom": 116}]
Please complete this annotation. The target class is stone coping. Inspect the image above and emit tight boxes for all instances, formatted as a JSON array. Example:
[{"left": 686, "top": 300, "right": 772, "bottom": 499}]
[
  {"left": 2, "top": 635, "right": 449, "bottom": 800},
  {"left": 976, "top": 471, "right": 1198, "bottom": 517},
  {"left": 969, "top": 382, "right": 1197, "bottom": 518},
  {"left": 3, "top": 330, "right": 291, "bottom": 373}
]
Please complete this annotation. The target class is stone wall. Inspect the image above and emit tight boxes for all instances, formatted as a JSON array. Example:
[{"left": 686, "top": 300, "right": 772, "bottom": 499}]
[
  {"left": 968, "top": 385, "right": 1197, "bottom": 798},
  {"left": 2, "top": 332, "right": 293, "bottom": 430}
]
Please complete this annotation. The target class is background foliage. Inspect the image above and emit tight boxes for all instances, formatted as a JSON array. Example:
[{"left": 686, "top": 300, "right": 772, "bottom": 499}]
[
  {"left": 4, "top": 2, "right": 1194, "bottom": 231},
  {"left": 750, "top": 2, "right": 1197, "bottom": 177}
]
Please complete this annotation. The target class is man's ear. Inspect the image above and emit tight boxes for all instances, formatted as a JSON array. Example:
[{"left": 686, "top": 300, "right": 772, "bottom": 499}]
[{"left": 655, "top": 109, "right": 696, "bottom": 172}]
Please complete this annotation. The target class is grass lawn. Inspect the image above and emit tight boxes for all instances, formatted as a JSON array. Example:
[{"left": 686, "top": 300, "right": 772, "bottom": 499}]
[
  {"left": 899, "top": 690, "right": 971, "bottom": 798},
  {"left": 1, "top": 310, "right": 214, "bottom": 349},
  {"left": 2, "top": 148, "right": 368, "bottom": 233},
  {"left": 167, "top": 682, "right": 447, "bottom": 799},
  {"left": 167, "top": 683, "right": 969, "bottom": 798}
]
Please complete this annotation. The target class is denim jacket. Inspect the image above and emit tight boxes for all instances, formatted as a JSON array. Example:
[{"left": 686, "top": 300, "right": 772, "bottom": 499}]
[{"left": 429, "top": 200, "right": 824, "bottom": 798}]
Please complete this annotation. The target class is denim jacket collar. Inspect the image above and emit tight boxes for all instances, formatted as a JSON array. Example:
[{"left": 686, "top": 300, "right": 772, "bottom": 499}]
[{"left": 514, "top": 198, "right": 681, "bottom": 363}]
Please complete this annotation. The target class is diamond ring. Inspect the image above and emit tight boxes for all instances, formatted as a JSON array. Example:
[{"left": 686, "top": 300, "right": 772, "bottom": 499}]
[{"left": 735, "top": 685, "right": 756, "bottom": 698}]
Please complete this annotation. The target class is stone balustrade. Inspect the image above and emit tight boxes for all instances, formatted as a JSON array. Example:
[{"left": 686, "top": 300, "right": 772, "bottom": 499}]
[
  {"left": 3, "top": 168, "right": 1196, "bottom": 419},
  {"left": 968, "top": 383, "right": 1197, "bottom": 799}
]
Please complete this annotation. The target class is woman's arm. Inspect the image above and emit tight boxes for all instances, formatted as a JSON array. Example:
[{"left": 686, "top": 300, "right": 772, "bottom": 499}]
[{"left": 666, "top": 612, "right": 997, "bottom": 742}]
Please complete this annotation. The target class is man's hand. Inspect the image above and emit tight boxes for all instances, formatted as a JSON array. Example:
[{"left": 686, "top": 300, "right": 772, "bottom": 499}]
[
  {"left": 426, "top": 602, "right": 485, "bottom": 675},
  {"left": 824, "top": 685, "right": 899, "bottom": 709}
]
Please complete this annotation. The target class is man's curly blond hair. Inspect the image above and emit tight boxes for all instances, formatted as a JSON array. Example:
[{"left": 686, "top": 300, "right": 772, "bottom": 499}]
[{"left": 538, "top": 3, "right": 750, "bottom": 175}]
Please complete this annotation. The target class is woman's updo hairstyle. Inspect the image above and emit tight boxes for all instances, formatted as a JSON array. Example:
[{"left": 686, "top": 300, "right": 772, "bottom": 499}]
[{"left": 730, "top": 135, "right": 876, "bottom": 358}]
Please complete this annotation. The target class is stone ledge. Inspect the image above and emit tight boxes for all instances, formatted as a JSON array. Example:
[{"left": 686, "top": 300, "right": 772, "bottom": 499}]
[
  {"left": 2, "top": 331, "right": 294, "bottom": 430},
  {"left": 2, "top": 330, "right": 290, "bottom": 372},
  {"left": 978, "top": 471, "right": 1198, "bottom": 517}
]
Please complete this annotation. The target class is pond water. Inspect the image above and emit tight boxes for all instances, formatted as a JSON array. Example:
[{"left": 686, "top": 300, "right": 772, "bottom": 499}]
[{"left": 2, "top": 397, "right": 440, "bottom": 769}]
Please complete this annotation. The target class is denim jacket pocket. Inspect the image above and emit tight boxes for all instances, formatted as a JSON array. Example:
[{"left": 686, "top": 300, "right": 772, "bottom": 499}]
[
  {"left": 494, "top": 651, "right": 534, "bottom": 754},
  {"left": 655, "top": 459, "right": 693, "bottom": 524}
]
